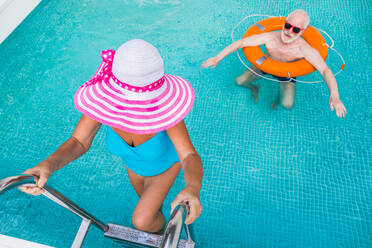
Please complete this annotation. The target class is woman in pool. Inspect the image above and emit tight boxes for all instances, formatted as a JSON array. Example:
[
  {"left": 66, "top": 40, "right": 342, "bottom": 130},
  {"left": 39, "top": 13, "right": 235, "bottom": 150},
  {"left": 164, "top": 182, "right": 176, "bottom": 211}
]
[{"left": 20, "top": 39, "right": 203, "bottom": 233}]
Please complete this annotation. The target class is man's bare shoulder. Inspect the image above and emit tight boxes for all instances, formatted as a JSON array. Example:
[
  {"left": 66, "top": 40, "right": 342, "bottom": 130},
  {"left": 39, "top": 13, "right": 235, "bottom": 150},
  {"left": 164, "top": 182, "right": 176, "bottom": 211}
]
[
  {"left": 258, "top": 31, "right": 280, "bottom": 44},
  {"left": 253, "top": 31, "right": 278, "bottom": 40},
  {"left": 267, "top": 31, "right": 280, "bottom": 39},
  {"left": 298, "top": 38, "right": 317, "bottom": 53},
  {"left": 242, "top": 32, "right": 277, "bottom": 47},
  {"left": 298, "top": 37, "right": 326, "bottom": 68}
]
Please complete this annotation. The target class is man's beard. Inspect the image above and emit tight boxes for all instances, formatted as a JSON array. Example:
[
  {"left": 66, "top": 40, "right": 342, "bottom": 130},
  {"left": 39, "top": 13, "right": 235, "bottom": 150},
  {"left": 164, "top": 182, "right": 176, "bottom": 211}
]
[{"left": 281, "top": 31, "right": 298, "bottom": 44}]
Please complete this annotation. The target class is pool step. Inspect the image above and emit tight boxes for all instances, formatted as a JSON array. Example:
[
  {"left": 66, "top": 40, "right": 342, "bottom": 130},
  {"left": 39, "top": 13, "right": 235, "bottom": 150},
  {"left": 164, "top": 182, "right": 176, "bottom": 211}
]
[
  {"left": 0, "top": 234, "right": 54, "bottom": 248},
  {"left": 104, "top": 223, "right": 195, "bottom": 248}
]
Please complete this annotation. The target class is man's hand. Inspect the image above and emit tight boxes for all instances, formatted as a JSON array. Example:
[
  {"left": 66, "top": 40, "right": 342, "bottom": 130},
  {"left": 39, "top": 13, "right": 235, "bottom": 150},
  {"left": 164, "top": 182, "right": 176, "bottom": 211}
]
[
  {"left": 329, "top": 95, "right": 347, "bottom": 118},
  {"left": 201, "top": 57, "right": 219, "bottom": 69},
  {"left": 171, "top": 187, "right": 202, "bottom": 225}
]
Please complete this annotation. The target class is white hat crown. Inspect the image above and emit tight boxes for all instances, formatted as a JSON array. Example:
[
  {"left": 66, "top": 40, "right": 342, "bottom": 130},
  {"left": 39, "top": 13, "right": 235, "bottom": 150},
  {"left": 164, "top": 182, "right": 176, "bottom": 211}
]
[{"left": 112, "top": 39, "right": 164, "bottom": 87}]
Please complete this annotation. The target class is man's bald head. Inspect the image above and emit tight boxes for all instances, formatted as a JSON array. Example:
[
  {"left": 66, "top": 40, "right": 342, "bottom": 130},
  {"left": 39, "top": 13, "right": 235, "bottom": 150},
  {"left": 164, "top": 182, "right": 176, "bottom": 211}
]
[
  {"left": 281, "top": 9, "right": 310, "bottom": 43},
  {"left": 287, "top": 9, "right": 310, "bottom": 29}
]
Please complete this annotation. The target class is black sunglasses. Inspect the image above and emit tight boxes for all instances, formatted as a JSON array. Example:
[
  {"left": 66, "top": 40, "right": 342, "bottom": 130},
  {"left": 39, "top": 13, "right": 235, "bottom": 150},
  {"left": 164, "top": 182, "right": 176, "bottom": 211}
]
[{"left": 284, "top": 22, "right": 304, "bottom": 34}]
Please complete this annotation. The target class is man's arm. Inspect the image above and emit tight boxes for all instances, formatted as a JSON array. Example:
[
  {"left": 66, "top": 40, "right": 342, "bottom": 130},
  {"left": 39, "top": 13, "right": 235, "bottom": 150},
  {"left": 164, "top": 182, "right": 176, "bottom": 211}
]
[
  {"left": 302, "top": 45, "right": 347, "bottom": 118},
  {"left": 201, "top": 33, "right": 271, "bottom": 68}
]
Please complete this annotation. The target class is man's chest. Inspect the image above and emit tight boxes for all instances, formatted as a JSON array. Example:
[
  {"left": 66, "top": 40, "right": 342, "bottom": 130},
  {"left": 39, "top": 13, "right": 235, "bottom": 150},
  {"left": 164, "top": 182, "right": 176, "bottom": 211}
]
[{"left": 265, "top": 41, "right": 303, "bottom": 61}]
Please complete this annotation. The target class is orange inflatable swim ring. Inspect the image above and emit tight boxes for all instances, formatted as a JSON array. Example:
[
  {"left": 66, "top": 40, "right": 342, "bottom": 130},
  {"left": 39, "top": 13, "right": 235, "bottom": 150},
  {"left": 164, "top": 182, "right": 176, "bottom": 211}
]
[{"left": 242, "top": 16, "right": 328, "bottom": 78}]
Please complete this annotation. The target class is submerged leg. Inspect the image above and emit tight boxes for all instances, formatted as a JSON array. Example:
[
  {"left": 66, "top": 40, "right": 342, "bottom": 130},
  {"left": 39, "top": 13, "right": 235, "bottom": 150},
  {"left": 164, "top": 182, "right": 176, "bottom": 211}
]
[
  {"left": 271, "top": 92, "right": 280, "bottom": 110},
  {"left": 235, "top": 66, "right": 263, "bottom": 103},
  {"left": 128, "top": 163, "right": 181, "bottom": 233},
  {"left": 280, "top": 82, "right": 296, "bottom": 109},
  {"left": 271, "top": 82, "right": 296, "bottom": 110}
]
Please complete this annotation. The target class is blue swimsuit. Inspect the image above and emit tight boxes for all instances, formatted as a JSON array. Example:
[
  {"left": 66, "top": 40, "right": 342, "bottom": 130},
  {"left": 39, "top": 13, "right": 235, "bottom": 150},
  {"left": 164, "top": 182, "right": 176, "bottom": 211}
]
[{"left": 106, "top": 127, "right": 180, "bottom": 177}]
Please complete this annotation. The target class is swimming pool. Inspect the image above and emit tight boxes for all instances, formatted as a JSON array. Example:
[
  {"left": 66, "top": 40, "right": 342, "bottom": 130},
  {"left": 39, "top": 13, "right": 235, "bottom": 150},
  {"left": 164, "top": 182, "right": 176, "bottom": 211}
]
[{"left": 0, "top": 0, "right": 371, "bottom": 247}]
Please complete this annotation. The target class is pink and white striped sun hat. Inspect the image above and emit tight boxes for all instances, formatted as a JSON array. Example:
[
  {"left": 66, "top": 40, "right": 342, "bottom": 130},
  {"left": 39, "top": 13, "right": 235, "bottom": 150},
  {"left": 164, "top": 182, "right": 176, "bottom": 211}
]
[{"left": 74, "top": 39, "right": 195, "bottom": 134}]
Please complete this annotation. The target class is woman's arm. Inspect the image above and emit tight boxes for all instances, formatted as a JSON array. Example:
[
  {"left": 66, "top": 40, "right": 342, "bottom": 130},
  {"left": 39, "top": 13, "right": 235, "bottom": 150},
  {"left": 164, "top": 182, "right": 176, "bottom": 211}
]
[
  {"left": 50, "top": 114, "right": 102, "bottom": 171},
  {"left": 166, "top": 120, "right": 203, "bottom": 224},
  {"left": 19, "top": 114, "right": 101, "bottom": 195}
]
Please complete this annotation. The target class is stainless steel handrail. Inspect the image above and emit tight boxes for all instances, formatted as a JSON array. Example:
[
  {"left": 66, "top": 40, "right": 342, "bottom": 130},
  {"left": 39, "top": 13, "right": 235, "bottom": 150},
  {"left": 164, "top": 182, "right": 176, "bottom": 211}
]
[
  {"left": 1, "top": 174, "right": 195, "bottom": 248},
  {"left": 0, "top": 174, "right": 108, "bottom": 232},
  {"left": 160, "top": 205, "right": 194, "bottom": 248}
]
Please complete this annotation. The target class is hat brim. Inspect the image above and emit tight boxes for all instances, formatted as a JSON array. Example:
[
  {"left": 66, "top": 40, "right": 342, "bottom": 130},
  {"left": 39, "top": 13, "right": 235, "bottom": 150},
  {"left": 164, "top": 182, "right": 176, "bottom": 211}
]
[{"left": 74, "top": 74, "right": 195, "bottom": 134}]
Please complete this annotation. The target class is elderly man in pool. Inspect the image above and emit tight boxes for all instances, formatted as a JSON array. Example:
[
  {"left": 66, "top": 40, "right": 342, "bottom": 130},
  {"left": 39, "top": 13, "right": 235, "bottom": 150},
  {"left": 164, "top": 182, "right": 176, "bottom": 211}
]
[{"left": 202, "top": 9, "right": 347, "bottom": 118}]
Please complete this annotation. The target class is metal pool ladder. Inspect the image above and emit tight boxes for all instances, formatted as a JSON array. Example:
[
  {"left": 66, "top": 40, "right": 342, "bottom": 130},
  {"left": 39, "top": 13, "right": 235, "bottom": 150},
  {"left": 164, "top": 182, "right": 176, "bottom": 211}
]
[{"left": 0, "top": 175, "right": 195, "bottom": 248}]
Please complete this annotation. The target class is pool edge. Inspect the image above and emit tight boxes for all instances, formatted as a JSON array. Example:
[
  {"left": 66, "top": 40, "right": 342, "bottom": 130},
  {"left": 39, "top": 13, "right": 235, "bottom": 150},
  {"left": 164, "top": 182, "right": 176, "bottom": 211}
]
[{"left": 0, "top": 0, "right": 42, "bottom": 44}]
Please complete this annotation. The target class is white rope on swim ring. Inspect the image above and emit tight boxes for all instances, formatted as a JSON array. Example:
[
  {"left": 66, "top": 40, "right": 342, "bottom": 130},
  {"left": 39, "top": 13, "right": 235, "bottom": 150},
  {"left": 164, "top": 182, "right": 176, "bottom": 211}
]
[{"left": 231, "top": 14, "right": 346, "bottom": 84}]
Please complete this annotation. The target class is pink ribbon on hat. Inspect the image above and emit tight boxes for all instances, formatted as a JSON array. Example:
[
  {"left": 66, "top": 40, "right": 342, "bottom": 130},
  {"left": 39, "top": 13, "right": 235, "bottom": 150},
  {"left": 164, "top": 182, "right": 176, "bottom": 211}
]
[
  {"left": 83, "top": 50, "right": 115, "bottom": 87},
  {"left": 82, "top": 50, "right": 165, "bottom": 92}
]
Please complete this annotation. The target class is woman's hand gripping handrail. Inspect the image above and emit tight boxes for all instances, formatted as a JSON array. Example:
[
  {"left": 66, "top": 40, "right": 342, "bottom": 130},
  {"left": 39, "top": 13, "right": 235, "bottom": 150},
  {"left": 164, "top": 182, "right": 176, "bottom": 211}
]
[
  {"left": 160, "top": 204, "right": 194, "bottom": 248},
  {"left": 0, "top": 174, "right": 108, "bottom": 232}
]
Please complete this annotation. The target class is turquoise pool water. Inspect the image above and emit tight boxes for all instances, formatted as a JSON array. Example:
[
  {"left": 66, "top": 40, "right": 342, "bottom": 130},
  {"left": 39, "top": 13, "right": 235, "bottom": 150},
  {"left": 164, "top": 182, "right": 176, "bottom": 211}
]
[{"left": 0, "top": 0, "right": 371, "bottom": 247}]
